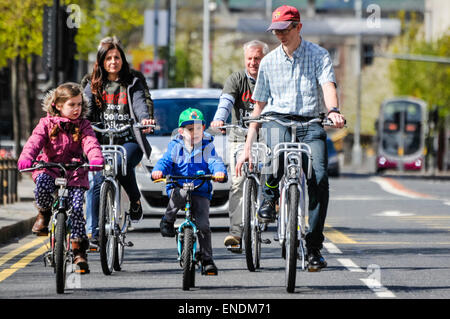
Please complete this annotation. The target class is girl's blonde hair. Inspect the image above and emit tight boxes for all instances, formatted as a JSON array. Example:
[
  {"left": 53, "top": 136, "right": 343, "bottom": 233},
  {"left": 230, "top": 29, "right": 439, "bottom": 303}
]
[
  {"left": 42, "top": 82, "right": 88, "bottom": 142},
  {"left": 42, "top": 82, "right": 88, "bottom": 117}
]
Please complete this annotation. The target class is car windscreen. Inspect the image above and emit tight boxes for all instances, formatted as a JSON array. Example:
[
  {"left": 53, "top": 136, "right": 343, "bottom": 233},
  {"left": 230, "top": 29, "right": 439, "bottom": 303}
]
[{"left": 153, "top": 98, "right": 229, "bottom": 136}]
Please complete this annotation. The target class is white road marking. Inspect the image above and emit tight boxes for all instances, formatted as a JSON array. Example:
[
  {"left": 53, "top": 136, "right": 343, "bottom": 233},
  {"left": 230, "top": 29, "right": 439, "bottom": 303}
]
[
  {"left": 323, "top": 242, "right": 342, "bottom": 254},
  {"left": 374, "top": 210, "right": 415, "bottom": 217},
  {"left": 337, "top": 258, "right": 364, "bottom": 272}
]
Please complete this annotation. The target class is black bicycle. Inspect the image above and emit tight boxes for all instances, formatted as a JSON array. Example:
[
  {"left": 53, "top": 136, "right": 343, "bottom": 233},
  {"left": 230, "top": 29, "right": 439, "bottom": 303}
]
[{"left": 20, "top": 160, "right": 99, "bottom": 294}]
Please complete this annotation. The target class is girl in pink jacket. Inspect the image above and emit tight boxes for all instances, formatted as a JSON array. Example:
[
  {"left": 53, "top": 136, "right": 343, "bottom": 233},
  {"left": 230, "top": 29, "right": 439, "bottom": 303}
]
[{"left": 17, "top": 82, "right": 103, "bottom": 273}]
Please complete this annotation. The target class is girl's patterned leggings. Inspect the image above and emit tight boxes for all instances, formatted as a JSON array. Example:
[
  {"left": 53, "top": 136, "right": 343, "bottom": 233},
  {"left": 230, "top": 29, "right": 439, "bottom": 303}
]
[{"left": 34, "top": 173, "right": 87, "bottom": 239}]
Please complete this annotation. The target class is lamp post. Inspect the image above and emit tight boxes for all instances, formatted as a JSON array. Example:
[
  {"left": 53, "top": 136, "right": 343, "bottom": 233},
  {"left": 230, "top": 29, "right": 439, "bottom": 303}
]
[
  {"left": 352, "top": 0, "right": 363, "bottom": 167},
  {"left": 202, "top": 0, "right": 210, "bottom": 88}
]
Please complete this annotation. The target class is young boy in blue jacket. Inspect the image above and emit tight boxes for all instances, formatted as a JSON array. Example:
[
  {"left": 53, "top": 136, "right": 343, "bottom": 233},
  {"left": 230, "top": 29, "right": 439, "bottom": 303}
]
[{"left": 151, "top": 108, "right": 227, "bottom": 275}]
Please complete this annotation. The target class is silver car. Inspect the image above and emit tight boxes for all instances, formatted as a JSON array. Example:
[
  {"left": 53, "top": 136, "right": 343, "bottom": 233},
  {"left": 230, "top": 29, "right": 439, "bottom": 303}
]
[{"left": 135, "top": 88, "right": 231, "bottom": 216}]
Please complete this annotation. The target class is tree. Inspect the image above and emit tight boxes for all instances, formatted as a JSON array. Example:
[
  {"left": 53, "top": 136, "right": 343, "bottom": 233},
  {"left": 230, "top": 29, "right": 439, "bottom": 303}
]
[
  {"left": 0, "top": 0, "right": 51, "bottom": 156},
  {"left": 389, "top": 12, "right": 450, "bottom": 125}
]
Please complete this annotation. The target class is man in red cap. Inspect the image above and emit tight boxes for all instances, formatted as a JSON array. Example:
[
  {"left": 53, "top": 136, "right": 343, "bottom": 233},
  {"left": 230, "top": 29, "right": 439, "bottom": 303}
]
[{"left": 236, "top": 5, "right": 346, "bottom": 271}]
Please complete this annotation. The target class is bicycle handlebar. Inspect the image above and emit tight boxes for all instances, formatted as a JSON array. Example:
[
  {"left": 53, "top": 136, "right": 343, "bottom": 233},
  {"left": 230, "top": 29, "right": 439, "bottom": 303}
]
[
  {"left": 242, "top": 113, "right": 345, "bottom": 127},
  {"left": 19, "top": 161, "right": 92, "bottom": 174},
  {"left": 91, "top": 123, "right": 156, "bottom": 135}
]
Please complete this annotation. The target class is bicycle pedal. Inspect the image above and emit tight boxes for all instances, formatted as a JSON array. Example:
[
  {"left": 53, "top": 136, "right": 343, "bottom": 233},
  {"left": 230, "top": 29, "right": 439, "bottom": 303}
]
[
  {"left": 126, "top": 241, "right": 134, "bottom": 247},
  {"left": 307, "top": 266, "right": 321, "bottom": 273},
  {"left": 226, "top": 245, "right": 242, "bottom": 253},
  {"left": 262, "top": 238, "right": 271, "bottom": 244},
  {"left": 75, "top": 268, "right": 90, "bottom": 274}
]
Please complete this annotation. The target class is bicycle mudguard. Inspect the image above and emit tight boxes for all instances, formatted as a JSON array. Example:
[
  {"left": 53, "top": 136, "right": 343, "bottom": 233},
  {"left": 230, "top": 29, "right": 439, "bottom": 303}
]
[{"left": 177, "top": 220, "right": 198, "bottom": 259}]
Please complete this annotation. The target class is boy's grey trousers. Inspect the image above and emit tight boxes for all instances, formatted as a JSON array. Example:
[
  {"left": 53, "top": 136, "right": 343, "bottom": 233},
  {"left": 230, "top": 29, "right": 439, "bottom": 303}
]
[{"left": 165, "top": 188, "right": 213, "bottom": 261}]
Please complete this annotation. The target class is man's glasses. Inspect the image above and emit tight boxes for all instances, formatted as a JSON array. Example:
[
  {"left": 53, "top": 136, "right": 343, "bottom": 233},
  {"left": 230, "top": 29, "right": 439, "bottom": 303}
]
[{"left": 271, "top": 23, "right": 298, "bottom": 35}]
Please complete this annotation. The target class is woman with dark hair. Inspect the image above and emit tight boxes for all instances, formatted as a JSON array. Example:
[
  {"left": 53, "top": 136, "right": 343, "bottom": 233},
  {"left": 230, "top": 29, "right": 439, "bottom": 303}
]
[{"left": 84, "top": 36, "right": 154, "bottom": 239}]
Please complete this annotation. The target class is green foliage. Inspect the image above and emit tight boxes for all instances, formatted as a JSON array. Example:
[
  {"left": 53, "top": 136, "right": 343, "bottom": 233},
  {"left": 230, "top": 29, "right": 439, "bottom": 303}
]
[
  {"left": 68, "top": 0, "right": 144, "bottom": 60},
  {"left": 0, "top": 0, "right": 51, "bottom": 67},
  {"left": 389, "top": 12, "right": 450, "bottom": 121}
]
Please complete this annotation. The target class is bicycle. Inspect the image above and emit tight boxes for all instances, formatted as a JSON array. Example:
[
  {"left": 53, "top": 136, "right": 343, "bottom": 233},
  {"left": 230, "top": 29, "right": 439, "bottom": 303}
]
[
  {"left": 20, "top": 160, "right": 99, "bottom": 294},
  {"left": 91, "top": 121, "right": 154, "bottom": 275},
  {"left": 154, "top": 174, "right": 222, "bottom": 291},
  {"left": 244, "top": 113, "right": 336, "bottom": 293},
  {"left": 214, "top": 123, "right": 272, "bottom": 271}
]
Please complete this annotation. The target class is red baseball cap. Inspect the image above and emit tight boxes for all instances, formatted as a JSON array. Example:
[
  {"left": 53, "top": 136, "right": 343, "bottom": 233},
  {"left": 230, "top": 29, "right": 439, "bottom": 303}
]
[{"left": 267, "top": 5, "right": 301, "bottom": 31}]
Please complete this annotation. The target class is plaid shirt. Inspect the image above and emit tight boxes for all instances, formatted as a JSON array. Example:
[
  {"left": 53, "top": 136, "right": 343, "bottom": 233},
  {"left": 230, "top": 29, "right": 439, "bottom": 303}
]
[{"left": 252, "top": 39, "right": 336, "bottom": 117}]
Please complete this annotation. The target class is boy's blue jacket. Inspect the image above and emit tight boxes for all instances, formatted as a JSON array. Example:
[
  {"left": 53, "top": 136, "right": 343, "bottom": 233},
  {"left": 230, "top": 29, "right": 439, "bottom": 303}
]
[{"left": 152, "top": 132, "right": 227, "bottom": 200}]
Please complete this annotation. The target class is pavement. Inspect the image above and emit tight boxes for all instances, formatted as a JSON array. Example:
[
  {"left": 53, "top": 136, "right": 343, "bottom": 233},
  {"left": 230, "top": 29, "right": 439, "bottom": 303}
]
[{"left": 1, "top": 165, "right": 449, "bottom": 247}]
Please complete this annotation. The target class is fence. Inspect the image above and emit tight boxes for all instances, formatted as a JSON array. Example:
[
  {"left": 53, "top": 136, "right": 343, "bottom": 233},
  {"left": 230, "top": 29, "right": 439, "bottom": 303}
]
[{"left": 0, "top": 158, "right": 18, "bottom": 205}]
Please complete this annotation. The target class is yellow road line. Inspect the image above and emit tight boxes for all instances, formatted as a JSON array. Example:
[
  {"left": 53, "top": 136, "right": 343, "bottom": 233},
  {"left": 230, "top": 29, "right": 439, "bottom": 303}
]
[
  {"left": 324, "top": 224, "right": 357, "bottom": 244},
  {"left": 0, "top": 237, "right": 48, "bottom": 267},
  {"left": 0, "top": 244, "right": 48, "bottom": 283}
]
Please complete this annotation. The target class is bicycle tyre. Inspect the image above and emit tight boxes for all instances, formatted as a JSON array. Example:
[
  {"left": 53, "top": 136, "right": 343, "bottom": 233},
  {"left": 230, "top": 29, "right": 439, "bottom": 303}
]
[
  {"left": 114, "top": 241, "right": 124, "bottom": 271},
  {"left": 285, "top": 184, "right": 299, "bottom": 293},
  {"left": 99, "top": 181, "right": 116, "bottom": 275},
  {"left": 181, "top": 227, "right": 194, "bottom": 291},
  {"left": 55, "top": 212, "right": 67, "bottom": 294},
  {"left": 243, "top": 178, "right": 258, "bottom": 272}
]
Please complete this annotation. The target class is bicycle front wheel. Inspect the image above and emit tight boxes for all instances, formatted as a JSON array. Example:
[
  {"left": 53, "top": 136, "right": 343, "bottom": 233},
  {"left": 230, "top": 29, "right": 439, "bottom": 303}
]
[
  {"left": 285, "top": 184, "right": 299, "bottom": 293},
  {"left": 243, "top": 178, "right": 260, "bottom": 272},
  {"left": 181, "top": 227, "right": 195, "bottom": 291},
  {"left": 99, "top": 181, "right": 117, "bottom": 275},
  {"left": 55, "top": 212, "right": 68, "bottom": 294}
]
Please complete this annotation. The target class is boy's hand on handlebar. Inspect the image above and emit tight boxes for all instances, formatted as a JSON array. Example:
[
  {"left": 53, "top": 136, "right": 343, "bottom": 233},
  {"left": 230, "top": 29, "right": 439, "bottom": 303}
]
[
  {"left": 213, "top": 172, "right": 227, "bottom": 183},
  {"left": 18, "top": 159, "right": 32, "bottom": 170},
  {"left": 151, "top": 170, "right": 163, "bottom": 180}
]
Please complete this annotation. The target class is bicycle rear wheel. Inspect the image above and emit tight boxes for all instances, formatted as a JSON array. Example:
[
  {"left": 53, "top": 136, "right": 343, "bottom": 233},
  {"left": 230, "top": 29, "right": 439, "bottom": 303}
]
[
  {"left": 55, "top": 212, "right": 68, "bottom": 294},
  {"left": 243, "top": 178, "right": 259, "bottom": 271},
  {"left": 285, "top": 184, "right": 299, "bottom": 293},
  {"left": 181, "top": 227, "right": 195, "bottom": 291},
  {"left": 99, "top": 181, "right": 117, "bottom": 275}
]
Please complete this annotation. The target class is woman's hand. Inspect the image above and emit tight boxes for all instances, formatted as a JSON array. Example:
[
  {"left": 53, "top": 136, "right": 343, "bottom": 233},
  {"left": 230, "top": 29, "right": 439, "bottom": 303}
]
[{"left": 141, "top": 118, "right": 155, "bottom": 134}]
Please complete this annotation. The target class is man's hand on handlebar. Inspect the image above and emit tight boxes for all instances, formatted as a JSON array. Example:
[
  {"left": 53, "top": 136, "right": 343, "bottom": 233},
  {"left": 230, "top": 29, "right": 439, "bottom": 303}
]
[{"left": 327, "top": 112, "right": 346, "bottom": 129}]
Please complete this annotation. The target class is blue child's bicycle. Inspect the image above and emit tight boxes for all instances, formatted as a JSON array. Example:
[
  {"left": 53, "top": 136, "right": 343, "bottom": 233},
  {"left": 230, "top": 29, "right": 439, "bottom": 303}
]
[{"left": 154, "top": 173, "right": 222, "bottom": 291}]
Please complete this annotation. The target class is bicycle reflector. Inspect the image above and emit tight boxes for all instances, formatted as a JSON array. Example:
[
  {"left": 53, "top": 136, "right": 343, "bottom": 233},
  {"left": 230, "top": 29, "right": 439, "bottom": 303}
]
[{"left": 55, "top": 178, "right": 67, "bottom": 186}]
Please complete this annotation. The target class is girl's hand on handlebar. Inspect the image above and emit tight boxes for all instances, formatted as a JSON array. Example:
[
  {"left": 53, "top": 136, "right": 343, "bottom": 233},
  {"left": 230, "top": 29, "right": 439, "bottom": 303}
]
[
  {"left": 18, "top": 159, "right": 32, "bottom": 170},
  {"left": 151, "top": 170, "right": 163, "bottom": 180},
  {"left": 89, "top": 159, "right": 104, "bottom": 171}
]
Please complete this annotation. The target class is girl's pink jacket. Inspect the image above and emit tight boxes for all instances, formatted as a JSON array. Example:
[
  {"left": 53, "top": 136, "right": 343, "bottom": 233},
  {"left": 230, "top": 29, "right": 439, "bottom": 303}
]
[{"left": 18, "top": 115, "right": 104, "bottom": 189}]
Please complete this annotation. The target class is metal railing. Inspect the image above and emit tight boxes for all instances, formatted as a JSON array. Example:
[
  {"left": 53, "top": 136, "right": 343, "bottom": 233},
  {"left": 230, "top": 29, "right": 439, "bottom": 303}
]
[{"left": 0, "top": 158, "right": 18, "bottom": 205}]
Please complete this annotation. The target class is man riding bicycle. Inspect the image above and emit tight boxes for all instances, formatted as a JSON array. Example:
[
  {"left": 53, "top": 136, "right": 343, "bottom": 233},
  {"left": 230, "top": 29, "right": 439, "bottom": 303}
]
[{"left": 235, "top": 5, "right": 345, "bottom": 271}]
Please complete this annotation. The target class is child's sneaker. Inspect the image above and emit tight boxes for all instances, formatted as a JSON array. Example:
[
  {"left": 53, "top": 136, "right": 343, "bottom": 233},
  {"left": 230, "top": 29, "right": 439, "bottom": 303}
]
[
  {"left": 202, "top": 259, "right": 218, "bottom": 276},
  {"left": 160, "top": 217, "right": 176, "bottom": 237}
]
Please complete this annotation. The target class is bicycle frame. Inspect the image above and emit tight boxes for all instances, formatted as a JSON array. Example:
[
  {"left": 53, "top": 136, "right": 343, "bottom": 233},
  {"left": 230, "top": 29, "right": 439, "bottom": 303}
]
[
  {"left": 275, "top": 142, "right": 312, "bottom": 251},
  {"left": 176, "top": 184, "right": 199, "bottom": 263}
]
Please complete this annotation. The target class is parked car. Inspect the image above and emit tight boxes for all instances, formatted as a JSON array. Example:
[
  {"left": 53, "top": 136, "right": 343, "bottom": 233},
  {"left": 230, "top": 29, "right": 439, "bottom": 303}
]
[
  {"left": 135, "top": 88, "right": 231, "bottom": 216},
  {"left": 327, "top": 137, "right": 340, "bottom": 177}
]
